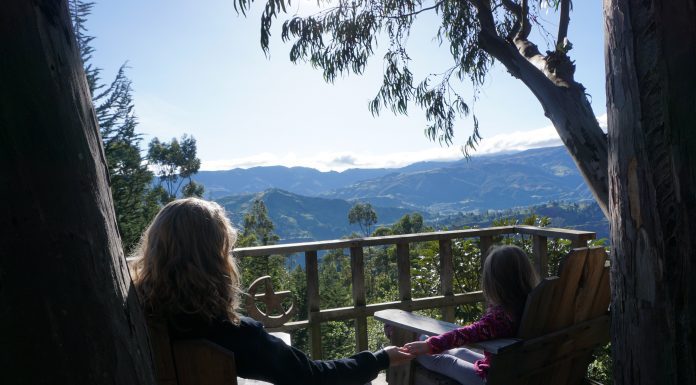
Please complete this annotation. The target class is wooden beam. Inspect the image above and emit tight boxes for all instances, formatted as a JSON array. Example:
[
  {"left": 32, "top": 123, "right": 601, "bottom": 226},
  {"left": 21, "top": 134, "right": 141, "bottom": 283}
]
[
  {"left": 396, "top": 243, "right": 412, "bottom": 302},
  {"left": 532, "top": 234, "right": 548, "bottom": 277},
  {"left": 304, "top": 250, "right": 322, "bottom": 359},
  {"left": 350, "top": 246, "right": 368, "bottom": 352},
  {"left": 438, "top": 239, "right": 455, "bottom": 322}
]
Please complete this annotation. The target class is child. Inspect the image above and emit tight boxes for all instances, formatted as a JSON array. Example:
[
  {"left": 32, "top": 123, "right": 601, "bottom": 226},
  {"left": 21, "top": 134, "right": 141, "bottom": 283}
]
[
  {"left": 130, "top": 198, "right": 413, "bottom": 384},
  {"left": 403, "top": 245, "right": 539, "bottom": 385}
]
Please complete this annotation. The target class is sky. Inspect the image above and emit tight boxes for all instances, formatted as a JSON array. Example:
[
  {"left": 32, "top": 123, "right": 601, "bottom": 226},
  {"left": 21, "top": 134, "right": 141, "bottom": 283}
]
[{"left": 86, "top": 0, "right": 606, "bottom": 171}]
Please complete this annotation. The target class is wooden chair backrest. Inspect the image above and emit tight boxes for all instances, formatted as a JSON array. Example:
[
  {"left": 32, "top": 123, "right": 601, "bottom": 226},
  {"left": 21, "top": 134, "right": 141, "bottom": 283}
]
[
  {"left": 147, "top": 318, "right": 238, "bottom": 385},
  {"left": 486, "top": 247, "right": 611, "bottom": 385}
]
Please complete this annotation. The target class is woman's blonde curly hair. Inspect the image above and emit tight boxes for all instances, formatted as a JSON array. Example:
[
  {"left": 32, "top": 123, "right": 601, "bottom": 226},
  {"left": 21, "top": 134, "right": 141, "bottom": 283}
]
[{"left": 130, "top": 198, "right": 242, "bottom": 323}]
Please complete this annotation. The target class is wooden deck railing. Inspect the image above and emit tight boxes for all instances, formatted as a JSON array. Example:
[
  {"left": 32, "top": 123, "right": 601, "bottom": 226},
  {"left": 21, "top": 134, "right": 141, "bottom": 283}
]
[{"left": 233, "top": 225, "right": 595, "bottom": 359}]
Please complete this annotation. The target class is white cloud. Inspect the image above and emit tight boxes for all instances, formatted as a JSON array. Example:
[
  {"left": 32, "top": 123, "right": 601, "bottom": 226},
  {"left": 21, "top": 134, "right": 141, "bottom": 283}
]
[{"left": 201, "top": 115, "right": 607, "bottom": 172}]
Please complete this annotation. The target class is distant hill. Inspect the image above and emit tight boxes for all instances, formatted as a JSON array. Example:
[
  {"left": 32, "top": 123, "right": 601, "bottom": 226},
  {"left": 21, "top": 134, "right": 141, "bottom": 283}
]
[
  {"left": 202, "top": 146, "right": 607, "bottom": 241},
  {"left": 217, "top": 188, "right": 416, "bottom": 242},
  {"left": 197, "top": 146, "right": 591, "bottom": 212},
  {"left": 321, "top": 146, "right": 592, "bottom": 213},
  {"left": 434, "top": 200, "right": 609, "bottom": 240},
  {"left": 194, "top": 166, "right": 394, "bottom": 199}
]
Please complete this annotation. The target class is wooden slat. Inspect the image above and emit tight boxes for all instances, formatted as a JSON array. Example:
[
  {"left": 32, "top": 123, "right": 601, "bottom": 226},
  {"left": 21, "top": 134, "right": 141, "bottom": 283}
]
[
  {"left": 589, "top": 261, "right": 611, "bottom": 317},
  {"left": 172, "top": 340, "right": 237, "bottom": 385},
  {"left": 396, "top": 243, "right": 412, "bottom": 302},
  {"left": 573, "top": 248, "right": 609, "bottom": 323},
  {"left": 438, "top": 239, "right": 455, "bottom": 322},
  {"left": 546, "top": 249, "right": 589, "bottom": 332},
  {"left": 532, "top": 234, "right": 548, "bottom": 277},
  {"left": 304, "top": 250, "right": 322, "bottom": 359},
  {"left": 147, "top": 319, "right": 179, "bottom": 385},
  {"left": 350, "top": 246, "right": 368, "bottom": 352},
  {"left": 518, "top": 277, "right": 559, "bottom": 339}
]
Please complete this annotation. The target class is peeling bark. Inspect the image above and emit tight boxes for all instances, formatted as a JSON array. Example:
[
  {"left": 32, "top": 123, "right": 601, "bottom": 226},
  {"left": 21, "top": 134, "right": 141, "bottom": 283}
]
[
  {"left": 0, "top": 1, "right": 156, "bottom": 384},
  {"left": 605, "top": 0, "right": 696, "bottom": 383}
]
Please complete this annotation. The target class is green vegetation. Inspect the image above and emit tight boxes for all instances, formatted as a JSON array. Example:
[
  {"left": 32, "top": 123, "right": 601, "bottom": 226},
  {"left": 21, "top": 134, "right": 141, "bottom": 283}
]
[
  {"left": 148, "top": 135, "right": 204, "bottom": 203},
  {"left": 348, "top": 202, "right": 378, "bottom": 237}
]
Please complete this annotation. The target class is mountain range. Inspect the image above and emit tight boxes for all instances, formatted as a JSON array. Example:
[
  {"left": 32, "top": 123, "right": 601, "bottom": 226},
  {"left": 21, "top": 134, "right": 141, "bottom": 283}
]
[
  {"left": 196, "top": 146, "right": 592, "bottom": 212},
  {"left": 193, "top": 146, "right": 606, "bottom": 241}
]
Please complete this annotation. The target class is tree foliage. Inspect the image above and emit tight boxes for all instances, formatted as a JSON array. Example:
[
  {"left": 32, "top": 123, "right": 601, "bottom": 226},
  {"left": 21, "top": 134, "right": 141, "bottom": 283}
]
[
  {"left": 147, "top": 135, "right": 204, "bottom": 203},
  {"left": 235, "top": 0, "right": 590, "bottom": 151},
  {"left": 236, "top": 198, "right": 286, "bottom": 293},
  {"left": 348, "top": 202, "right": 378, "bottom": 237}
]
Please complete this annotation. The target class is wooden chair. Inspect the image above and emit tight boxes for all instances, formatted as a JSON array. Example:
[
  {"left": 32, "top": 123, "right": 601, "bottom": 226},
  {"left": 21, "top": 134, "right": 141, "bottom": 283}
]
[
  {"left": 375, "top": 247, "right": 611, "bottom": 385},
  {"left": 146, "top": 275, "right": 295, "bottom": 385},
  {"left": 147, "top": 318, "right": 237, "bottom": 385}
]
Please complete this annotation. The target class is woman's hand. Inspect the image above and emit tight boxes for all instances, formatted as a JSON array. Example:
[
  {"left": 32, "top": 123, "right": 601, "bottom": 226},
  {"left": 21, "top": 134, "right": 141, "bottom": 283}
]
[
  {"left": 402, "top": 341, "right": 431, "bottom": 355},
  {"left": 383, "top": 346, "right": 415, "bottom": 366}
]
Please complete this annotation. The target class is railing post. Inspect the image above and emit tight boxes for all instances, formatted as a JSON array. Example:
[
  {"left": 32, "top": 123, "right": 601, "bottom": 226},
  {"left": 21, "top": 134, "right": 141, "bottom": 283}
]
[
  {"left": 350, "top": 246, "right": 368, "bottom": 352},
  {"left": 305, "top": 250, "right": 323, "bottom": 359},
  {"left": 479, "top": 236, "right": 493, "bottom": 270},
  {"left": 571, "top": 234, "right": 593, "bottom": 248},
  {"left": 439, "top": 239, "right": 455, "bottom": 322},
  {"left": 396, "top": 243, "right": 412, "bottom": 303},
  {"left": 532, "top": 235, "right": 548, "bottom": 277}
]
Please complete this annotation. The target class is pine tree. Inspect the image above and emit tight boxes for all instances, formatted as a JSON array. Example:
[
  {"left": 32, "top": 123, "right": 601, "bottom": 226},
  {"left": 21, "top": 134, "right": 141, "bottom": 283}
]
[{"left": 236, "top": 198, "right": 286, "bottom": 290}]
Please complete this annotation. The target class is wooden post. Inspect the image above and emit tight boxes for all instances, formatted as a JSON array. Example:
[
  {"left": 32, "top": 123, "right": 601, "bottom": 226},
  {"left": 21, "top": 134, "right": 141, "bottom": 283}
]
[
  {"left": 479, "top": 236, "right": 493, "bottom": 270},
  {"left": 439, "top": 239, "right": 455, "bottom": 322},
  {"left": 350, "top": 246, "right": 368, "bottom": 352},
  {"left": 305, "top": 250, "right": 322, "bottom": 359},
  {"left": 396, "top": 243, "right": 412, "bottom": 302},
  {"left": 532, "top": 235, "right": 549, "bottom": 277},
  {"left": 571, "top": 234, "right": 592, "bottom": 249}
]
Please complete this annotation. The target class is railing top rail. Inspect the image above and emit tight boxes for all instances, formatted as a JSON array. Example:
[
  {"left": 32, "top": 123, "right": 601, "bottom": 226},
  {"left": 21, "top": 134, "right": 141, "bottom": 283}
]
[{"left": 232, "top": 225, "right": 595, "bottom": 257}]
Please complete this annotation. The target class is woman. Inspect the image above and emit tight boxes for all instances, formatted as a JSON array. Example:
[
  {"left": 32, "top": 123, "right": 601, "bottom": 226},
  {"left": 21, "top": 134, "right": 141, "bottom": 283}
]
[{"left": 131, "top": 198, "right": 412, "bottom": 384}]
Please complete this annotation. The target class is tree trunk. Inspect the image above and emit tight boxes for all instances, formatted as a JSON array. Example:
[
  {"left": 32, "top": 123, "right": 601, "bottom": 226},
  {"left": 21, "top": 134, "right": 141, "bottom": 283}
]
[
  {"left": 605, "top": 0, "right": 696, "bottom": 384},
  {"left": 0, "top": 1, "right": 156, "bottom": 384}
]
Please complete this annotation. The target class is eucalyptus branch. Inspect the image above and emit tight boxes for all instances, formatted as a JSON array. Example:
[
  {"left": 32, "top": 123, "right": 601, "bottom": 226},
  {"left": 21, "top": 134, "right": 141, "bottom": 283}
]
[
  {"left": 500, "top": 0, "right": 531, "bottom": 40},
  {"left": 383, "top": 1, "right": 444, "bottom": 19},
  {"left": 497, "top": 0, "right": 546, "bottom": 69},
  {"left": 556, "top": 0, "right": 570, "bottom": 48}
]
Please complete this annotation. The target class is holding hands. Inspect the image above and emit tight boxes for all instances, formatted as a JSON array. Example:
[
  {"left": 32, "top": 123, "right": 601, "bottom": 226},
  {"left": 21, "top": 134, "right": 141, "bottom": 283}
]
[
  {"left": 402, "top": 341, "right": 432, "bottom": 356},
  {"left": 383, "top": 340, "right": 433, "bottom": 367}
]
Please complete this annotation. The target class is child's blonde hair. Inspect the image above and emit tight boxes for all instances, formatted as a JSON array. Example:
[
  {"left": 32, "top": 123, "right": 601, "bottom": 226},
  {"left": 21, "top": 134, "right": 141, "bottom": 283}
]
[
  {"left": 481, "top": 245, "right": 539, "bottom": 321},
  {"left": 130, "top": 198, "right": 242, "bottom": 323}
]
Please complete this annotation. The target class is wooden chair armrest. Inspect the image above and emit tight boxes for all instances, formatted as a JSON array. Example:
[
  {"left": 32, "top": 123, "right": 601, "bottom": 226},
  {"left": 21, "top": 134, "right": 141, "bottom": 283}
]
[
  {"left": 467, "top": 338, "right": 521, "bottom": 354},
  {"left": 374, "top": 309, "right": 521, "bottom": 354},
  {"left": 374, "top": 309, "right": 460, "bottom": 336}
]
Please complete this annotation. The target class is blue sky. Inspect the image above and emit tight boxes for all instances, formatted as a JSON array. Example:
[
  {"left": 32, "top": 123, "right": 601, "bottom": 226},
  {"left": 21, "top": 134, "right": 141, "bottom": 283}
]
[{"left": 87, "top": 0, "right": 606, "bottom": 171}]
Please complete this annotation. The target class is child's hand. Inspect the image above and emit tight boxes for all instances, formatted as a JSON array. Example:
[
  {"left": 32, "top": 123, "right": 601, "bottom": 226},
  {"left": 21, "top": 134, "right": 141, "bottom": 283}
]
[
  {"left": 383, "top": 346, "right": 415, "bottom": 366},
  {"left": 402, "top": 341, "right": 431, "bottom": 355}
]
